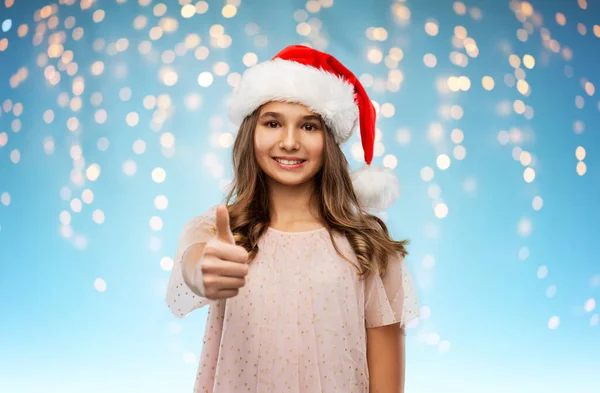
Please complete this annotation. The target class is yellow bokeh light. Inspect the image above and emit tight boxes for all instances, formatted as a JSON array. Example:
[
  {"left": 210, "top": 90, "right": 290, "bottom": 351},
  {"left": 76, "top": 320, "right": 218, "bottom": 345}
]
[
  {"left": 222, "top": 4, "right": 237, "bottom": 18},
  {"left": 92, "top": 210, "right": 105, "bottom": 224},
  {"left": 70, "top": 97, "right": 82, "bottom": 113},
  {"left": 517, "top": 79, "right": 530, "bottom": 95},
  {"left": 67, "top": 117, "right": 80, "bottom": 132},
  {"left": 18, "top": 24, "right": 28, "bottom": 37},
  {"left": 437, "top": 154, "right": 451, "bottom": 170},
  {"left": 126, "top": 112, "right": 140, "bottom": 126},
  {"left": 517, "top": 29, "right": 528, "bottom": 42},
  {"left": 133, "top": 139, "right": 146, "bottom": 155},
  {"left": 458, "top": 76, "right": 471, "bottom": 91},
  {"left": 523, "top": 167, "right": 535, "bottom": 183},
  {"left": 373, "top": 27, "right": 388, "bottom": 41},
  {"left": 43, "top": 109, "right": 54, "bottom": 124},
  {"left": 447, "top": 76, "right": 460, "bottom": 92},
  {"left": 149, "top": 27, "right": 163, "bottom": 40},
  {"left": 194, "top": 46, "right": 209, "bottom": 60},
  {"left": 423, "top": 53, "right": 437, "bottom": 68},
  {"left": 93, "top": 9, "right": 105, "bottom": 22},
  {"left": 453, "top": 1, "right": 466, "bottom": 15},
  {"left": 72, "top": 76, "right": 85, "bottom": 96},
  {"left": 152, "top": 167, "right": 166, "bottom": 183},
  {"left": 243, "top": 52, "right": 258, "bottom": 67},
  {"left": 450, "top": 51, "right": 468, "bottom": 67},
  {"left": 434, "top": 203, "right": 448, "bottom": 219},
  {"left": 154, "top": 3, "right": 167, "bottom": 17},
  {"left": 450, "top": 105, "right": 463, "bottom": 120},
  {"left": 454, "top": 25, "right": 467, "bottom": 39},
  {"left": 425, "top": 20, "right": 439, "bottom": 36},
  {"left": 523, "top": 54, "right": 535, "bottom": 69},
  {"left": 181, "top": 4, "right": 195, "bottom": 18},
  {"left": 576, "top": 161, "right": 587, "bottom": 176},
  {"left": 575, "top": 146, "right": 586, "bottom": 161},
  {"left": 134, "top": 15, "right": 147, "bottom": 30},
  {"left": 160, "top": 17, "right": 178, "bottom": 33},
  {"left": 306, "top": 0, "right": 321, "bottom": 13},
  {"left": 116, "top": 38, "right": 129, "bottom": 52},
  {"left": 155, "top": 195, "right": 169, "bottom": 210},
  {"left": 520, "top": 151, "right": 532, "bottom": 166},
  {"left": 160, "top": 132, "right": 175, "bottom": 148},
  {"left": 73, "top": 27, "right": 84, "bottom": 40},
  {"left": 584, "top": 81, "right": 595, "bottom": 96},
  {"left": 161, "top": 50, "right": 176, "bottom": 64},
  {"left": 367, "top": 48, "right": 383, "bottom": 64},
  {"left": 95, "top": 109, "right": 107, "bottom": 124},
  {"left": 184, "top": 34, "right": 201, "bottom": 48},
  {"left": 210, "top": 24, "right": 225, "bottom": 38},
  {"left": 213, "top": 61, "right": 229, "bottom": 76},
  {"left": 91, "top": 61, "right": 104, "bottom": 76},
  {"left": 82, "top": 189, "right": 94, "bottom": 204},
  {"left": 86, "top": 163, "right": 101, "bottom": 181},
  {"left": 532, "top": 196, "right": 543, "bottom": 211},
  {"left": 594, "top": 25, "right": 600, "bottom": 37},
  {"left": 381, "top": 103, "right": 395, "bottom": 118},
  {"left": 453, "top": 145, "right": 466, "bottom": 160},
  {"left": 555, "top": 12, "right": 566, "bottom": 26},
  {"left": 195, "top": 1, "right": 209, "bottom": 14},
  {"left": 389, "top": 47, "right": 403, "bottom": 62},
  {"left": 163, "top": 70, "right": 178, "bottom": 86},
  {"left": 520, "top": 1, "right": 533, "bottom": 16},
  {"left": 509, "top": 54, "right": 521, "bottom": 68},
  {"left": 482, "top": 76, "right": 495, "bottom": 90},
  {"left": 150, "top": 216, "right": 163, "bottom": 231},
  {"left": 143, "top": 95, "right": 157, "bottom": 110},
  {"left": 420, "top": 167, "right": 434, "bottom": 182},
  {"left": 577, "top": 23, "right": 587, "bottom": 35},
  {"left": 450, "top": 128, "right": 464, "bottom": 144},
  {"left": 197, "top": 72, "right": 213, "bottom": 87},
  {"left": 513, "top": 100, "right": 526, "bottom": 114}
]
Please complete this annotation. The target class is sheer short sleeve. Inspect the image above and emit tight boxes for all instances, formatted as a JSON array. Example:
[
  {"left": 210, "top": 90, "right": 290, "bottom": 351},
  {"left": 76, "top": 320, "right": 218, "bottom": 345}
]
[
  {"left": 364, "top": 252, "right": 420, "bottom": 330},
  {"left": 165, "top": 205, "right": 218, "bottom": 318}
]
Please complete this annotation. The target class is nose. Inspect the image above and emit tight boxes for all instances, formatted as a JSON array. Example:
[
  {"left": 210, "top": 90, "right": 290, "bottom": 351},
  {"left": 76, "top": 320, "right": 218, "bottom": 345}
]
[{"left": 279, "top": 124, "right": 300, "bottom": 151}]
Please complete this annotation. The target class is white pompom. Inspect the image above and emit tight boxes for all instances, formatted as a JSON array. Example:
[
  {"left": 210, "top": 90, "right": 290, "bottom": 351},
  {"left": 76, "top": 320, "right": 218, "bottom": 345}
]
[{"left": 350, "top": 165, "right": 401, "bottom": 212}]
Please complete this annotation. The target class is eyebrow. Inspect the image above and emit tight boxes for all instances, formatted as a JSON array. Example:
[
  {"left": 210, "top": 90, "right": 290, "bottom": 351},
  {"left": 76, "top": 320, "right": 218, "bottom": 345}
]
[{"left": 259, "top": 112, "right": 322, "bottom": 123}]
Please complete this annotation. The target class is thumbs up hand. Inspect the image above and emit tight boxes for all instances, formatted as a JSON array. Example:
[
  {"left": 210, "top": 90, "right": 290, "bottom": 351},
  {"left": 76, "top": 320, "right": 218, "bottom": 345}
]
[{"left": 193, "top": 205, "right": 250, "bottom": 300}]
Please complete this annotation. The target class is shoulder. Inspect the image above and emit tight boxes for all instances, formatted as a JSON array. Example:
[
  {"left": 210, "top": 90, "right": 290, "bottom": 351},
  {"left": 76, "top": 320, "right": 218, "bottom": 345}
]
[{"left": 181, "top": 205, "right": 218, "bottom": 232}]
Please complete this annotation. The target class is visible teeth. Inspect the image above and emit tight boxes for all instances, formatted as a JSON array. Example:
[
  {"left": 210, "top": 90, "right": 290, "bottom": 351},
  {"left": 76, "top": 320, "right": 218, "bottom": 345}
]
[{"left": 275, "top": 158, "right": 303, "bottom": 165}]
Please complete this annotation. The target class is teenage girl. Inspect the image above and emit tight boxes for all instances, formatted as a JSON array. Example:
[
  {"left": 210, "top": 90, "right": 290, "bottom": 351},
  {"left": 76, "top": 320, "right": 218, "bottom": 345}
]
[{"left": 166, "top": 45, "right": 419, "bottom": 393}]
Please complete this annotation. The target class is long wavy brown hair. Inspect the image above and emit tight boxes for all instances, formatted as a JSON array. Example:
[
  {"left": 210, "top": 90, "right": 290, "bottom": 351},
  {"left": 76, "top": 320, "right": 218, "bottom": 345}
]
[{"left": 210, "top": 105, "right": 409, "bottom": 279}]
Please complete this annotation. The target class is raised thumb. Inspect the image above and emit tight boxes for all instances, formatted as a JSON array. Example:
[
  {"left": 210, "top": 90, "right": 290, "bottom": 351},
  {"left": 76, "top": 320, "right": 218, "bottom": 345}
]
[{"left": 215, "top": 205, "right": 235, "bottom": 244}]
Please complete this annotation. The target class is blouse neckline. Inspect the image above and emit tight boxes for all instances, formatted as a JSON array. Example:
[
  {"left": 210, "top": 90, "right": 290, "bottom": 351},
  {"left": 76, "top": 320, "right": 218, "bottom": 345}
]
[{"left": 267, "top": 226, "right": 328, "bottom": 235}]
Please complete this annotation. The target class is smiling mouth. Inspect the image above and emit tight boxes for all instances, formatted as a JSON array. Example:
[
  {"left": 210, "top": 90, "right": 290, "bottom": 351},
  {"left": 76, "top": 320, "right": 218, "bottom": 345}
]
[
  {"left": 272, "top": 157, "right": 307, "bottom": 168},
  {"left": 272, "top": 157, "right": 306, "bottom": 165}
]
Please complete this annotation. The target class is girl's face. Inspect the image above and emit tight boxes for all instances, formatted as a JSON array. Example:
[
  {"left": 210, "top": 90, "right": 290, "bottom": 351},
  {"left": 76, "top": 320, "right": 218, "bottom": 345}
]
[{"left": 254, "top": 101, "right": 325, "bottom": 188}]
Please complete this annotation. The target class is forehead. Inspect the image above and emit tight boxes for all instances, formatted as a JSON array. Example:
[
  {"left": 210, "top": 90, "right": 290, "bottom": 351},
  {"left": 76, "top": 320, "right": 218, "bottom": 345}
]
[{"left": 259, "top": 101, "right": 320, "bottom": 118}]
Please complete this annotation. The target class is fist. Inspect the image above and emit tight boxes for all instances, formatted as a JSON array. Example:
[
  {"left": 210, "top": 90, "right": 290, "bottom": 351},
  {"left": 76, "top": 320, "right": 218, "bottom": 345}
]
[{"left": 198, "top": 205, "right": 250, "bottom": 300}]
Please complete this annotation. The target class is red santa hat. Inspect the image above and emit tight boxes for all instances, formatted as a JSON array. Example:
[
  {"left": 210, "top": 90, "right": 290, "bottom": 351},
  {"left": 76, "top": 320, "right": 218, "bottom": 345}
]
[{"left": 228, "top": 44, "right": 400, "bottom": 212}]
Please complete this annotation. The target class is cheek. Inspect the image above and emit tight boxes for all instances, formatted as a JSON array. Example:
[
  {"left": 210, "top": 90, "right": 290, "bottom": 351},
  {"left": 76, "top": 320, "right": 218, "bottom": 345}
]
[
  {"left": 254, "top": 130, "right": 271, "bottom": 157},
  {"left": 308, "top": 136, "right": 325, "bottom": 160}
]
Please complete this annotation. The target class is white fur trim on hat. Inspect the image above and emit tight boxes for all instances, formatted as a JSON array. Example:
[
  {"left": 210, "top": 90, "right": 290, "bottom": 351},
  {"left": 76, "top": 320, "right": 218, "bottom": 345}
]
[
  {"left": 228, "top": 58, "right": 359, "bottom": 144},
  {"left": 351, "top": 165, "right": 401, "bottom": 211}
]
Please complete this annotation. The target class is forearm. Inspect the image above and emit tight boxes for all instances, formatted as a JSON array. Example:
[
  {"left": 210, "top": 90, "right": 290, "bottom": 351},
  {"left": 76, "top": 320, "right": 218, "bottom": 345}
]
[{"left": 367, "top": 324, "right": 406, "bottom": 393}]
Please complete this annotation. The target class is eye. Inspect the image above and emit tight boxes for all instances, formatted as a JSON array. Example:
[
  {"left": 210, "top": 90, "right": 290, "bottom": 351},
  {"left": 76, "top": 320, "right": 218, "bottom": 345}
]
[
  {"left": 303, "top": 123, "right": 320, "bottom": 132},
  {"left": 265, "top": 121, "right": 280, "bottom": 128}
]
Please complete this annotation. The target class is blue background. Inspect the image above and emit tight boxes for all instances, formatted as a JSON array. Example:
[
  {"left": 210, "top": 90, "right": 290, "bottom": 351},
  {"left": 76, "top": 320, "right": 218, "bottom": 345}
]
[{"left": 1, "top": 0, "right": 598, "bottom": 392}]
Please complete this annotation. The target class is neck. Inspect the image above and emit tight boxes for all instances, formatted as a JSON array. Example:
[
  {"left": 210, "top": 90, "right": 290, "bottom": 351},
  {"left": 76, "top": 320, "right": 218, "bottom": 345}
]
[{"left": 267, "top": 179, "right": 321, "bottom": 225}]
